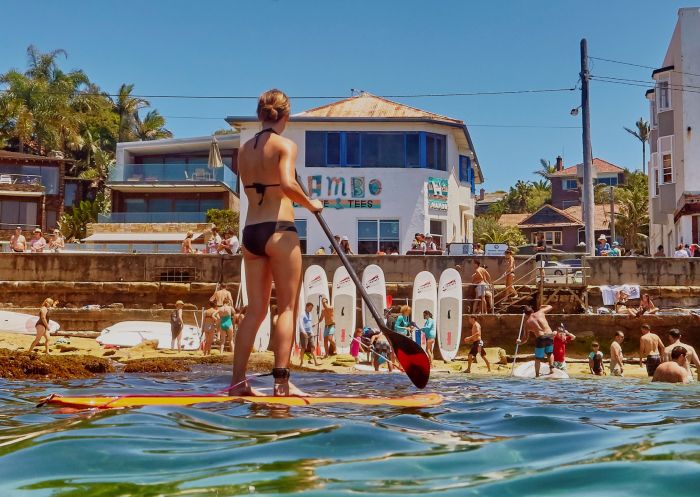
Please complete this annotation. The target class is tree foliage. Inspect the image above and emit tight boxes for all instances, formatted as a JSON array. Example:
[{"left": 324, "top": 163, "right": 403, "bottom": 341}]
[
  {"left": 58, "top": 199, "right": 102, "bottom": 241},
  {"left": 489, "top": 179, "right": 551, "bottom": 215},
  {"left": 206, "top": 209, "right": 239, "bottom": 234},
  {"left": 473, "top": 215, "right": 527, "bottom": 247},
  {"left": 614, "top": 171, "right": 649, "bottom": 252},
  {"left": 624, "top": 118, "right": 650, "bottom": 174}
]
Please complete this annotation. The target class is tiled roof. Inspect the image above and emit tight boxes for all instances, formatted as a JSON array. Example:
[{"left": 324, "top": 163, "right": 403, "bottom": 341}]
[
  {"left": 518, "top": 204, "right": 584, "bottom": 228},
  {"left": 498, "top": 203, "right": 616, "bottom": 231},
  {"left": 563, "top": 204, "right": 616, "bottom": 231},
  {"left": 476, "top": 192, "right": 507, "bottom": 204},
  {"left": 548, "top": 158, "right": 625, "bottom": 178},
  {"left": 498, "top": 213, "right": 529, "bottom": 227},
  {"left": 296, "top": 92, "right": 463, "bottom": 124}
]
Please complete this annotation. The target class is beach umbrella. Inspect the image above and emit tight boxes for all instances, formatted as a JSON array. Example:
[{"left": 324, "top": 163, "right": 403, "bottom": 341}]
[{"left": 208, "top": 136, "right": 224, "bottom": 169}]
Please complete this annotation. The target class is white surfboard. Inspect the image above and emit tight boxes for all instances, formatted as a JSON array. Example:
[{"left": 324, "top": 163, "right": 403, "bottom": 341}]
[
  {"left": 513, "top": 361, "right": 570, "bottom": 379},
  {"left": 304, "top": 265, "right": 329, "bottom": 354},
  {"left": 0, "top": 310, "right": 60, "bottom": 335},
  {"left": 412, "top": 271, "right": 438, "bottom": 349},
  {"left": 362, "top": 264, "right": 387, "bottom": 331},
  {"left": 437, "top": 268, "right": 462, "bottom": 362},
  {"left": 97, "top": 321, "right": 201, "bottom": 350},
  {"left": 332, "top": 266, "right": 356, "bottom": 354},
  {"left": 240, "top": 260, "right": 271, "bottom": 352}
]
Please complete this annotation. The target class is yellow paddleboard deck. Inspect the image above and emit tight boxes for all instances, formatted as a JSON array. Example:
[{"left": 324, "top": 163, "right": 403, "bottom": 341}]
[{"left": 41, "top": 392, "right": 443, "bottom": 409}]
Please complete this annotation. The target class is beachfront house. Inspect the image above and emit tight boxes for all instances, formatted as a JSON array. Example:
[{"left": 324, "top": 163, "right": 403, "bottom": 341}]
[
  {"left": 90, "top": 134, "right": 240, "bottom": 250},
  {"left": 227, "top": 92, "right": 483, "bottom": 254},
  {"left": 548, "top": 156, "right": 626, "bottom": 210},
  {"left": 0, "top": 150, "right": 92, "bottom": 239},
  {"left": 647, "top": 8, "right": 700, "bottom": 252}
]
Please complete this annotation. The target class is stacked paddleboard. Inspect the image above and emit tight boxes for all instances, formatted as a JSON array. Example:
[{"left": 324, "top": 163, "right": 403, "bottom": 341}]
[
  {"left": 239, "top": 260, "right": 271, "bottom": 352},
  {"left": 412, "top": 271, "right": 437, "bottom": 348},
  {"left": 0, "top": 310, "right": 60, "bottom": 334},
  {"left": 437, "top": 268, "right": 462, "bottom": 362},
  {"left": 362, "top": 264, "right": 386, "bottom": 331},
  {"left": 303, "top": 265, "right": 329, "bottom": 354},
  {"left": 97, "top": 321, "right": 201, "bottom": 350},
  {"left": 513, "top": 361, "right": 570, "bottom": 379},
  {"left": 332, "top": 266, "right": 356, "bottom": 354}
]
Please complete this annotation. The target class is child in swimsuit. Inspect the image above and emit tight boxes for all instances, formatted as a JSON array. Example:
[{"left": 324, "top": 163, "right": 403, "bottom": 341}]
[
  {"left": 589, "top": 342, "right": 605, "bottom": 375},
  {"left": 350, "top": 328, "right": 362, "bottom": 363}
]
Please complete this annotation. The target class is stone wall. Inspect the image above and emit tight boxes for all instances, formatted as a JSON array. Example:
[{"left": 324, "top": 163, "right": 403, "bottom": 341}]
[
  {"left": 585, "top": 256, "right": 700, "bottom": 286},
  {"left": 86, "top": 222, "right": 212, "bottom": 236}
]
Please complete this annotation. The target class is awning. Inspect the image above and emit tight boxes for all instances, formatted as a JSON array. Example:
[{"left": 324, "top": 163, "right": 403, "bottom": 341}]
[{"left": 82, "top": 232, "right": 203, "bottom": 243}]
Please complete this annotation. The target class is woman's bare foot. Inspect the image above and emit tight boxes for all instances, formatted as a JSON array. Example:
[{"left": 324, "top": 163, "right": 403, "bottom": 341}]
[
  {"left": 274, "top": 380, "right": 309, "bottom": 397},
  {"left": 228, "top": 381, "right": 264, "bottom": 396}
]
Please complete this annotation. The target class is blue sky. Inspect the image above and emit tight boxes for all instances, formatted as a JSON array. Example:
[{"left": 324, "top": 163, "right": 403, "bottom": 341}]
[{"left": 0, "top": 0, "right": 690, "bottom": 190}]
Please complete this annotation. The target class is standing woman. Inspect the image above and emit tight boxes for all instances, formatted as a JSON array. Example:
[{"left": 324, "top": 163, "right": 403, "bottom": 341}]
[
  {"left": 29, "top": 298, "right": 54, "bottom": 354},
  {"left": 421, "top": 310, "right": 436, "bottom": 365},
  {"left": 503, "top": 249, "right": 517, "bottom": 301},
  {"left": 182, "top": 231, "right": 194, "bottom": 254},
  {"left": 230, "top": 89, "right": 323, "bottom": 396},
  {"left": 394, "top": 305, "right": 413, "bottom": 337}
]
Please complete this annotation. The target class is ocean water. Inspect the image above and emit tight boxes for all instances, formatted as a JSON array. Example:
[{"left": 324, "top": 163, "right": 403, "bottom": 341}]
[{"left": 1, "top": 366, "right": 699, "bottom": 496}]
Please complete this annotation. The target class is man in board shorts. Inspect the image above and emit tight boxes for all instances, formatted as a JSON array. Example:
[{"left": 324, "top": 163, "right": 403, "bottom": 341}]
[
  {"left": 463, "top": 315, "right": 491, "bottom": 373},
  {"left": 298, "top": 302, "right": 319, "bottom": 366},
  {"left": 639, "top": 324, "right": 664, "bottom": 377},
  {"left": 518, "top": 305, "right": 555, "bottom": 377}
]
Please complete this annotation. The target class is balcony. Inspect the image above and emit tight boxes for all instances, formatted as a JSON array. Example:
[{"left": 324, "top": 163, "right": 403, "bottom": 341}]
[
  {"left": 0, "top": 174, "right": 44, "bottom": 196},
  {"left": 109, "top": 164, "right": 238, "bottom": 193},
  {"left": 98, "top": 212, "right": 207, "bottom": 223}
]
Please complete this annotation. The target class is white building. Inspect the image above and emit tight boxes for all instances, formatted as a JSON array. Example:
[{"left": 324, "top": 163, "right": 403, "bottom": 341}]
[
  {"left": 227, "top": 93, "right": 484, "bottom": 254},
  {"left": 647, "top": 8, "right": 700, "bottom": 252}
]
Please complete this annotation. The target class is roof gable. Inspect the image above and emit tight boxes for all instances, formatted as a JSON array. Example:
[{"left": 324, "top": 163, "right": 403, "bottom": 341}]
[
  {"left": 548, "top": 158, "right": 625, "bottom": 178},
  {"left": 518, "top": 204, "right": 583, "bottom": 228},
  {"left": 296, "top": 92, "right": 463, "bottom": 124}
]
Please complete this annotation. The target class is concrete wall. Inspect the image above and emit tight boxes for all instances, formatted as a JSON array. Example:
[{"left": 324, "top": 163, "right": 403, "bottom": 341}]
[{"left": 586, "top": 256, "right": 700, "bottom": 286}]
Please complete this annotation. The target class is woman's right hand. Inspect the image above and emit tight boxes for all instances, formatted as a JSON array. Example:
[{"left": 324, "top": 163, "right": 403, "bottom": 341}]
[{"left": 309, "top": 199, "right": 324, "bottom": 213}]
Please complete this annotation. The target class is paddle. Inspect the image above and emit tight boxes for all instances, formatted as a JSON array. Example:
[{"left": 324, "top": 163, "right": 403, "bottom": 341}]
[
  {"left": 296, "top": 176, "right": 430, "bottom": 389},
  {"left": 510, "top": 312, "right": 526, "bottom": 376}
]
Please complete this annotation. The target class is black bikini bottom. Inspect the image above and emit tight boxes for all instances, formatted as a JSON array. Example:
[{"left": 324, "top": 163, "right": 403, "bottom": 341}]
[{"left": 242, "top": 221, "right": 297, "bottom": 256}]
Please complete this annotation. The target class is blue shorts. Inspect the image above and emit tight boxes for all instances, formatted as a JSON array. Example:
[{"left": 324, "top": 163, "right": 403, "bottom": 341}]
[
  {"left": 535, "top": 336, "right": 553, "bottom": 359},
  {"left": 324, "top": 325, "right": 336, "bottom": 337}
]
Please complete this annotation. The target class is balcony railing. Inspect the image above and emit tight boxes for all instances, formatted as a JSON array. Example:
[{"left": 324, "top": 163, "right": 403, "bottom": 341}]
[
  {"left": 98, "top": 212, "right": 207, "bottom": 223},
  {"left": 109, "top": 164, "right": 238, "bottom": 192},
  {"left": 0, "top": 173, "right": 43, "bottom": 189}
]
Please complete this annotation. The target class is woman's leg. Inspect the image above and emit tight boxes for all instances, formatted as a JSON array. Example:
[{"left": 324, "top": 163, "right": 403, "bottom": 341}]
[
  {"left": 230, "top": 252, "right": 272, "bottom": 395},
  {"left": 44, "top": 329, "right": 51, "bottom": 354},
  {"left": 29, "top": 324, "right": 46, "bottom": 352},
  {"left": 267, "top": 232, "right": 305, "bottom": 396},
  {"left": 426, "top": 339, "right": 434, "bottom": 365}
]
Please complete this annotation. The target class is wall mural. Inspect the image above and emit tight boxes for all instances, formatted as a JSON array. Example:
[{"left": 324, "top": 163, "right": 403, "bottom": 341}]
[
  {"left": 307, "top": 175, "right": 382, "bottom": 209},
  {"left": 427, "top": 177, "right": 448, "bottom": 211}
]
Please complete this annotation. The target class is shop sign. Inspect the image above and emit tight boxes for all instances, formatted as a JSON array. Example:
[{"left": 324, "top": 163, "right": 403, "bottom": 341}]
[
  {"left": 304, "top": 175, "right": 382, "bottom": 209},
  {"left": 427, "top": 177, "right": 448, "bottom": 211}
]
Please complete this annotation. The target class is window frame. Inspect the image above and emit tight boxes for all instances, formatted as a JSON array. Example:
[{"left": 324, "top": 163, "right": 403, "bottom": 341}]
[
  {"left": 357, "top": 218, "right": 400, "bottom": 254},
  {"left": 659, "top": 136, "right": 673, "bottom": 184},
  {"left": 563, "top": 179, "right": 578, "bottom": 191},
  {"left": 650, "top": 97, "right": 658, "bottom": 128},
  {"left": 651, "top": 152, "right": 659, "bottom": 197},
  {"left": 531, "top": 230, "right": 563, "bottom": 246},
  {"left": 657, "top": 77, "right": 671, "bottom": 111}
]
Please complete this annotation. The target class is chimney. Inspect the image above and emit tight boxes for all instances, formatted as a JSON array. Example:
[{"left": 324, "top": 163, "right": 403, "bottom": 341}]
[
  {"left": 555, "top": 156, "right": 564, "bottom": 171},
  {"left": 479, "top": 188, "right": 485, "bottom": 201}
]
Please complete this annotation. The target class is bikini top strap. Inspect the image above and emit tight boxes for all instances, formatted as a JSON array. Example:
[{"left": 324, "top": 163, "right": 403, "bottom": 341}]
[
  {"left": 253, "top": 128, "right": 279, "bottom": 149},
  {"left": 245, "top": 182, "right": 281, "bottom": 205}
]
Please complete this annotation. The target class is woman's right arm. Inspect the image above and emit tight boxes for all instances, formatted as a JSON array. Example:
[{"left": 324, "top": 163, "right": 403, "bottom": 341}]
[{"left": 277, "top": 141, "right": 323, "bottom": 212}]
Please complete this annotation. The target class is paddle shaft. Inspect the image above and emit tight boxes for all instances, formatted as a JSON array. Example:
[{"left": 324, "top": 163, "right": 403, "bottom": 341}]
[{"left": 510, "top": 312, "right": 526, "bottom": 376}]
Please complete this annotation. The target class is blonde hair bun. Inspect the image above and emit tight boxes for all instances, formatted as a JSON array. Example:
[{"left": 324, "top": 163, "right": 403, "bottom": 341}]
[{"left": 257, "top": 89, "right": 290, "bottom": 123}]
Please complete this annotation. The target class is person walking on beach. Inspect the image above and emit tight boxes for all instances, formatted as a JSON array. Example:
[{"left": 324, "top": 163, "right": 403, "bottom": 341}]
[
  {"left": 394, "top": 305, "right": 413, "bottom": 337},
  {"left": 298, "top": 302, "right": 319, "bottom": 366},
  {"left": 230, "top": 89, "right": 322, "bottom": 397},
  {"left": 202, "top": 301, "right": 219, "bottom": 356},
  {"left": 9, "top": 226, "right": 26, "bottom": 252},
  {"left": 552, "top": 324, "right": 575, "bottom": 371},
  {"left": 218, "top": 298, "right": 235, "bottom": 354},
  {"left": 652, "top": 346, "right": 690, "bottom": 383},
  {"left": 664, "top": 329, "right": 700, "bottom": 381},
  {"left": 320, "top": 297, "right": 336, "bottom": 357},
  {"left": 471, "top": 260, "right": 492, "bottom": 314},
  {"left": 610, "top": 331, "right": 625, "bottom": 376},
  {"left": 28, "top": 298, "right": 55, "bottom": 354},
  {"left": 421, "top": 310, "right": 436, "bottom": 365},
  {"left": 463, "top": 315, "right": 490, "bottom": 373},
  {"left": 588, "top": 342, "right": 605, "bottom": 375},
  {"left": 639, "top": 324, "right": 664, "bottom": 377},
  {"left": 517, "top": 305, "right": 555, "bottom": 377},
  {"left": 170, "top": 300, "right": 184, "bottom": 351}
]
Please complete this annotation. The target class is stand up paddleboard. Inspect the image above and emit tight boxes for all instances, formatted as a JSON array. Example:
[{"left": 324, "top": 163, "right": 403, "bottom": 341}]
[
  {"left": 40, "top": 392, "right": 442, "bottom": 409},
  {"left": 332, "top": 266, "right": 356, "bottom": 354},
  {"left": 240, "top": 260, "right": 271, "bottom": 352},
  {"left": 303, "top": 265, "right": 329, "bottom": 354},
  {"left": 513, "top": 361, "right": 570, "bottom": 379},
  {"left": 437, "top": 268, "right": 462, "bottom": 362},
  {"left": 0, "top": 310, "right": 60, "bottom": 335},
  {"left": 412, "top": 271, "right": 437, "bottom": 349},
  {"left": 97, "top": 321, "right": 201, "bottom": 350},
  {"left": 362, "top": 264, "right": 386, "bottom": 331}
]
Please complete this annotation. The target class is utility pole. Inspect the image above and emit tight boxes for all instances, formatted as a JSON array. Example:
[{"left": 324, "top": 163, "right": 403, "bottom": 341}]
[
  {"left": 609, "top": 186, "right": 616, "bottom": 242},
  {"left": 580, "top": 39, "right": 595, "bottom": 256}
]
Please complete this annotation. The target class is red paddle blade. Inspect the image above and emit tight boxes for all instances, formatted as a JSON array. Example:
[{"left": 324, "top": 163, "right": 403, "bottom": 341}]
[
  {"left": 381, "top": 326, "right": 430, "bottom": 389},
  {"left": 386, "top": 295, "right": 393, "bottom": 308}
]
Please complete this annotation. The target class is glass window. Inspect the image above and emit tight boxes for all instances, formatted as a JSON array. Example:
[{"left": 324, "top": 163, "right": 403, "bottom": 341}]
[
  {"left": 46, "top": 209, "right": 57, "bottom": 230},
  {"left": 326, "top": 132, "right": 341, "bottom": 165},
  {"left": 22, "top": 201, "right": 37, "bottom": 226},
  {"left": 658, "top": 79, "right": 671, "bottom": 110},
  {"left": 358, "top": 219, "right": 399, "bottom": 254},
  {"left": 306, "top": 132, "right": 326, "bottom": 167},
  {"left": 650, "top": 99, "right": 658, "bottom": 127},
  {"left": 346, "top": 133, "right": 360, "bottom": 166},
  {"left": 148, "top": 198, "right": 172, "bottom": 212},
  {"left": 426, "top": 134, "right": 436, "bottom": 169},
  {"left": 295, "top": 219, "right": 307, "bottom": 254},
  {"left": 175, "top": 199, "right": 198, "bottom": 212},
  {"left": 406, "top": 133, "right": 420, "bottom": 167},
  {"left": 662, "top": 153, "right": 672, "bottom": 183},
  {"left": 64, "top": 183, "right": 78, "bottom": 207},
  {"left": 426, "top": 133, "right": 446, "bottom": 171},
  {"left": 596, "top": 176, "right": 618, "bottom": 187},
  {"left": 124, "top": 198, "right": 147, "bottom": 212},
  {"left": 200, "top": 199, "right": 224, "bottom": 212},
  {"left": 361, "top": 133, "right": 405, "bottom": 168},
  {"left": 38, "top": 166, "right": 59, "bottom": 194},
  {"left": 563, "top": 179, "right": 578, "bottom": 190}
]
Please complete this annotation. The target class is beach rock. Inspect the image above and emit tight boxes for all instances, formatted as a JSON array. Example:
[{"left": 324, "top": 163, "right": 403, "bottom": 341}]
[
  {"left": 0, "top": 349, "right": 113, "bottom": 379},
  {"left": 123, "top": 358, "right": 191, "bottom": 373}
]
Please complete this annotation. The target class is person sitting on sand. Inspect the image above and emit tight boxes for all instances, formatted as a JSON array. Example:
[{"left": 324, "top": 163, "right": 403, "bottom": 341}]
[
  {"left": 394, "top": 305, "right": 413, "bottom": 337},
  {"left": 170, "top": 300, "right": 184, "bottom": 352},
  {"left": 421, "top": 310, "right": 436, "bottom": 365},
  {"left": 664, "top": 329, "right": 700, "bottom": 381},
  {"left": 652, "top": 346, "right": 690, "bottom": 384},
  {"left": 517, "top": 305, "right": 555, "bottom": 377},
  {"left": 9, "top": 226, "right": 26, "bottom": 253},
  {"left": 463, "top": 315, "right": 490, "bottom": 373},
  {"left": 29, "top": 298, "right": 55, "bottom": 354},
  {"left": 615, "top": 290, "right": 632, "bottom": 315},
  {"left": 630, "top": 294, "right": 658, "bottom": 318},
  {"left": 639, "top": 324, "right": 664, "bottom": 377},
  {"left": 371, "top": 331, "right": 394, "bottom": 372},
  {"left": 588, "top": 342, "right": 605, "bottom": 376},
  {"left": 610, "top": 331, "right": 625, "bottom": 376},
  {"left": 202, "top": 301, "right": 219, "bottom": 356},
  {"left": 218, "top": 298, "right": 235, "bottom": 354},
  {"left": 552, "top": 324, "right": 575, "bottom": 371},
  {"left": 299, "top": 302, "right": 319, "bottom": 366}
]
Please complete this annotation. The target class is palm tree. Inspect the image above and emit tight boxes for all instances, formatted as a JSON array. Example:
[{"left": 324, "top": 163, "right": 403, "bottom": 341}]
[
  {"left": 624, "top": 118, "right": 650, "bottom": 174},
  {"left": 114, "top": 83, "right": 149, "bottom": 142},
  {"left": 24, "top": 45, "right": 68, "bottom": 81},
  {"left": 533, "top": 158, "right": 557, "bottom": 185},
  {"left": 134, "top": 110, "right": 172, "bottom": 141}
]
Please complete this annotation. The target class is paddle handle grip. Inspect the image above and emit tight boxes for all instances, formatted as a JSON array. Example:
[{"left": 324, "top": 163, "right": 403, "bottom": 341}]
[
  {"left": 296, "top": 176, "right": 386, "bottom": 328},
  {"left": 510, "top": 312, "right": 526, "bottom": 376}
]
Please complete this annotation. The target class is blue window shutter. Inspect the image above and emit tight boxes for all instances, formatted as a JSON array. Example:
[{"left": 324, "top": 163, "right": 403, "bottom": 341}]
[
  {"left": 419, "top": 132, "right": 426, "bottom": 168},
  {"left": 340, "top": 132, "right": 347, "bottom": 167}
]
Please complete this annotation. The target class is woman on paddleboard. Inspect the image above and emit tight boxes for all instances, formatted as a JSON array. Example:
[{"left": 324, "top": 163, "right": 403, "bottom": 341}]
[{"left": 231, "top": 89, "right": 323, "bottom": 396}]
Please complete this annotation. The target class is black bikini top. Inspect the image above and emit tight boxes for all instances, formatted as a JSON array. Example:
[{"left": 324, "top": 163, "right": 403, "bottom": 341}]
[{"left": 245, "top": 128, "right": 281, "bottom": 205}]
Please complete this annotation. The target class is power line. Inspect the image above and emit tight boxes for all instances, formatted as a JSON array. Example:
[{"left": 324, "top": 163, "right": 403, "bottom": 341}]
[
  {"left": 592, "top": 74, "right": 700, "bottom": 90},
  {"left": 590, "top": 55, "right": 700, "bottom": 79},
  {"left": 0, "top": 87, "right": 576, "bottom": 100},
  {"left": 591, "top": 76, "right": 700, "bottom": 95}
]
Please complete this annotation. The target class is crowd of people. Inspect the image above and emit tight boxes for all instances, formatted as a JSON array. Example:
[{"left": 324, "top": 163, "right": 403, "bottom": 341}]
[{"left": 8, "top": 226, "right": 65, "bottom": 253}]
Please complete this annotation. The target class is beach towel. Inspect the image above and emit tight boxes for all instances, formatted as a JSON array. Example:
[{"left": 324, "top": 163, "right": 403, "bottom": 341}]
[{"left": 600, "top": 285, "right": 641, "bottom": 306}]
